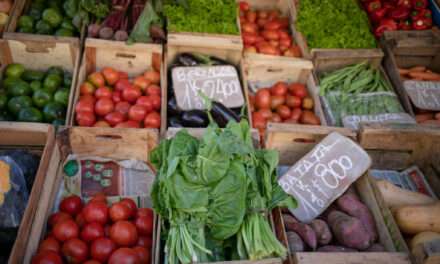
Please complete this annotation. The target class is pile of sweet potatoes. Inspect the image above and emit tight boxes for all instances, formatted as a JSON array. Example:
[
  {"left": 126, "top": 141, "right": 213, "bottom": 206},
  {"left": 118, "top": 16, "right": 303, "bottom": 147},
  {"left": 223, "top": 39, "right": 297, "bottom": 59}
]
[{"left": 282, "top": 187, "right": 385, "bottom": 253}]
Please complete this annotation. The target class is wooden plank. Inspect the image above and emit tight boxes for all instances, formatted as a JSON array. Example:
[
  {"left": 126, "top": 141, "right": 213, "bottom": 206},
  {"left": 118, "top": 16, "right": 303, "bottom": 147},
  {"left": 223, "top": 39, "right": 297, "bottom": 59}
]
[{"left": 294, "top": 252, "right": 410, "bottom": 264}]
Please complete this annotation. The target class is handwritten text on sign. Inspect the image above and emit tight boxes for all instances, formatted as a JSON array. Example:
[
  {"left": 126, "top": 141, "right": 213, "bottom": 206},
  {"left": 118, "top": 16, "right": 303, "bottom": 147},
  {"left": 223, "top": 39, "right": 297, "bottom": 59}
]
[
  {"left": 404, "top": 80, "right": 440, "bottom": 111},
  {"left": 278, "top": 132, "right": 371, "bottom": 222},
  {"left": 172, "top": 66, "right": 244, "bottom": 110},
  {"left": 342, "top": 113, "right": 416, "bottom": 130}
]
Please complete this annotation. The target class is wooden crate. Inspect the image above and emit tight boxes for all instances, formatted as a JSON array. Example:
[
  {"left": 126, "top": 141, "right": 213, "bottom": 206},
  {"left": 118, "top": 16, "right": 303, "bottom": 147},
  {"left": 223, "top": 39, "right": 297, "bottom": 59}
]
[
  {"left": 68, "top": 38, "right": 165, "bottom": 133},
  {"left": 18, "top": 126, "right": 159, "bottom": 264},
  {"left": 164, "top": 35, "right": 250, "bottom": 133},
  {"left": 0, "top": 123, "right": 55, "bottom": 264},
  {"left": 0, "top": 35, "right": 80, "bottom": 126},
  {"left": 359, "top": 123, "right": 440, "bottom": 264},
  {"left": 0, "top": 0, "right": 20, "bottom": 36},
  {"left": 266, "top": 124, "right": 411, "bottom": 264},
  {"left": 381, "top": 30, "right": 440, "bottom": 117}
]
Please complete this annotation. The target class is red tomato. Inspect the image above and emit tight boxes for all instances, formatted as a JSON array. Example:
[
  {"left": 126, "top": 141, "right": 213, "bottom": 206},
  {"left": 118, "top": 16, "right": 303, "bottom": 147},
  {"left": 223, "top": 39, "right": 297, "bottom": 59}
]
[
  {"left": 264, "top": 20, "right": 282, "bottom": 30},
  {"left": 59, "top": 195, "right": 83, "bottom": 216},
  {"left": 257, "top": 18, "right": 268, "bottom": 28},
  {"left": 90, "top": 193, "right": 107, "bottom": 204},
  {"left": 261, "top": 30, "right": 279, "bottom": 40},
  {"left": 270, "top": 82, "right": 288, "bottom": 96},
  {"left": 246, "top": 11, "right": 257, "bottom": 23},
  {"left": 105, "top": 112, "right": 126, "bottom": 126},
  {"left": 128, "top": 105, "right": 147, "bottom": 122},
  {"left": 115, "top": 101, "right": 131, "bottom": 117},
  {"left": 94, "top": 120, "right": 111, "bottom": 127},
  {"left": 133, "top": 76, "right": 150, "bottom": 91},
  {"left": 239, "top": 1, "right": 250, "bottom": 11},
  {"left": 110, "top": 221, "right": 138, "bottom": 247},
  {"left": 137, "top": 208, "right": 153, "bottom": 219},
  {"left": 289, "top": 83, "right": 308, "bottom": 98},
  {"left": 146, "top": 84, "right": 161, "bottom": 96},
  {"left": 279, "top": 17, "right": 289, "bottom": 28},
  {"left": 108, "top": 248, "right": 139, "bottom": 264},
  {"left": 270, "top": 113, "right": 282, "bottom": 123},
  {"left": 84, "top": 261, "right": 101, "bottom": 264},
  {"left": 122, "top": 86, "right": 142, "bottom": 103},
  {"left": 279, "top": 38, "right": 292, "bottom": 48},
  {"left": 115, "top": 120, "right": 141, "bottom": 128},
  {"left": 83, "top": 202, "right": 109, "bottom": 225},
  {"left": 270, "top": 95, "right": 286, "bottom": 110},
  {"left": 252, "top": 111, "right": 267, "bottom": 129},
  {"left": 38, "top": 237, "right": 60, "bottom": 253},
  {"left": 278, "top": 30, "right": 290, "bottom": 40},
  {"left": 88, "top": 72, "right": 105, "bottom": 88},
  {"left": 135, "top": 215, "right": 153, "bottom": 236},
  {"left": 290, "top": 108, "right": 302, "bottom": 121},
  {"left": 102, "top": 67, "right": 119, "bottom": 85},
  {"left": 143, "top": 111, "right": 161, "bottom": 128},
  {"left": 255, "top": 89, "right": 271, "bottom": 109},
  {"left": 95, "top": 98, "right": 114, "bottom": 116},
  {"left": 53, "top": 219, "right": 79, "bottom": 242},
  {"left": 112, "top": 90, "right": 122, "bottom": 103},
  {"left": 79, "top": 94, "right": 96, "bottom": 104},
  {"left": 80, "top": 82, "right": 96, "bottom": 95},
  {"left": 110, "top": 202, "right": 132, "bottom": 222},
  {"left": 135, "top": 96, "right": 153, "bottom": 113},
  {"left": 75, "top": 212, "right": 86, "bottom": 228},
  {"left": 61, "top": 238, "right": 89, "bottom": 264},
  {"left": 257, "top": 44, "right": 280, "bottom": 56},
  {"left": 276, "top": 105, "right": 291, "bottom": 120},
  {"left": 119, "top": 71, "right": 129, "bottom": 80},
  {"left": 137, "top": 236, "right": 152, "bottom": 249},
  {"left": 120, "top": 198, "right": 137, "bottom": 218},
  {"left": 95, "top": 86, "right": 113, "bottom": 99},
  {"left": 242, "top": 22, "right": 258, "bottom": 34},
  {"left": 268, "top": 10, "right": 280, "bottom": 21},
  {"left": 81, "top": 222, "right": 105, "bottom": 243},
  {"left": 75, "top": 99, "right": 94, "bottom": 114},
  {"left": 269, "top": 40, "right": 279, "bottom": 48},
  {"left": 258, "top": 10, "right": 268, "bottom": 19},
  {"left": 115, "top": 79, "right": 132, "bottom": 92},
  {"left": 91, "top": 237, "right": 116, "bottom": 263},
  {"left": 143, "top": 70, "right": 160, "bottom": 85},
  {"left": 149, "top": 94, "right": 161, "bottom": 110},
  {"left": 48, "top": 212, "right": 71, "bottom": 227},
  {"left": 257, "top": 108, "right": 272, "bottom": 120},
  {"left": 76, "top": 112, "right": 96, "bottom": 127},
  {"left": 31, "top": 251, "right": 63, "bottom": 264},
  {"left": 133, "top": 246, "right": 150, "bottom": 264},
  {"left": 242, "top": 32, "right": 257, "bottom": 45},
  {"left": 286, "top": 95, "right": 301, "bottom": 108}
]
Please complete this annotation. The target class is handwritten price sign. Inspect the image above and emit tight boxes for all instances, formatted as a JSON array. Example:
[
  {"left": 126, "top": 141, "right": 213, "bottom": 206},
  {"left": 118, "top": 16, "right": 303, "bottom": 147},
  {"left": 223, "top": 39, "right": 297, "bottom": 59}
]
[
  {"left": 342, "top": 113, "right": 416, "bottom": 130},
  {"left": 278, "top": 132, "right": 371, "bottom": 222},
  {"left": 404, "top": 80, "right": 440, "bottom": 111},
  {"left": 172, "top": 65, "right": 244, "bottom": 110}
]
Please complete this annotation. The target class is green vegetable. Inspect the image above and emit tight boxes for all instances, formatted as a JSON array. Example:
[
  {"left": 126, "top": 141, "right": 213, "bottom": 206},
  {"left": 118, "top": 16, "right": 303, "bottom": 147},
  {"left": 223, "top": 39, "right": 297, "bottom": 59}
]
[
  {"left": 33, "top": 89, "right": 53, "bottom": 108},
  {"left": 36, "top": 20, "right": 53, "bottom": 34},
  {"left": 42, "top": 8, "right": 63, "bottom": 28},
  {"left": 8, "top": 80, "right": 32, "bottom": 97},
  {"left": 43, "top": 102, "right": 66, "bottom": 122},
  {"left": 18, "top": 107, "right": 43, "bottom": 122},
  {"left": 17, "top": 16, "right": 34, "bottom": 30},
  {"left": 297, "top": 0, "right": 376, "bottom": 49},
  {"left": 55, "top": 28, "right": 74, "bottom": 36},
  {"left": 46, "top": 66, "right": 64, "bottom": 78},
  {"left": 22, "top": 69, "right": 45, "bottom": 82},
  {"left": 80, "top": 0, "right": 110, "bottom": 20},
  {"left": 30, "top": 81, "right": 43, "bottom": 92},
  {"left": 63, "top": 0, "right": 79, "bottom": 19},
  {"left": 7, "top": 96, "right": 33, "bottom": 116},
  {"left": 54, "top": 88, "right": 70, "bottom": 106},
  {"left": 128, "top": 1, "right": 161, "bottom": 43},
  {"left": 43, "top": 73, "right": 63, "bottom": 93},
  {"left": 5, "top": 64, "right": 25, "bottom": 79}
]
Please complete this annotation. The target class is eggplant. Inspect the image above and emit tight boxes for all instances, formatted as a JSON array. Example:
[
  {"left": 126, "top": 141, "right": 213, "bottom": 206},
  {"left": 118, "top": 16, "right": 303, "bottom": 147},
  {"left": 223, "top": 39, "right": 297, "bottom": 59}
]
[
  {"left": 168, "top": 116, "right": 184, "bottom": 128},
  {"left": 210, "top": 101, "right": 241, "bottom": 127},
  {"left": 181, "top": 110, "right": 209, "bottom": 127},
  {"left": 167, "top": 97, "right": 181, "bottom": 116},
  {"left": 176, "top": 53, "right": 200, "bottom": 66}
]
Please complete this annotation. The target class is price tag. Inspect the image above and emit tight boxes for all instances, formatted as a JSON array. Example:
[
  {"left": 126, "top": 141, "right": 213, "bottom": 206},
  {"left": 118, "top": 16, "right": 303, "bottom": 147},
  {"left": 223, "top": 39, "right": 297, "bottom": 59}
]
[
  {"left": 172, "top": 65, "right": 244, "bottom": 110},
  {"left": 342, "top": 113, "right": 416, "bottom": 130},
  {"left": 278, "top": 132, "right": 371, "bottom": 222},
  {"left": 404, "top": 80, "right": 440, "bottom": 111}
]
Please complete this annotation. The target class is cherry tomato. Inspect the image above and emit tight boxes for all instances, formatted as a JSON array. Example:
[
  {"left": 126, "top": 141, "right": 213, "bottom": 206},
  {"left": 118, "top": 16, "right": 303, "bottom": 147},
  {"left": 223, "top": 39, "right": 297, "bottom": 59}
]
[
  {"left": 112, "top": 90, "right": 122, "bottom": 103},
  {"left": 133, "top": 246, "right": 150, "bottom": 264},
  {"left": 61, "top": 238, "right": 89, "bottom": 264},
  {"left": 270, "top": 113, "right": 282, "bottom": 123},
  {"left": 122, "top": 86, "right": 142, "bottom": 103},
  {"left": 81, "top": 222, "right": 105, "bottom": 243},
  {"left": 133, "top": 76, "right": 150, "bottom": 91},
  {"left": 128, "top": 105, "right": 147, "bottom": 122},
  {"left": 80, "top": 82, "right": 96, "bottom": 95},
  {"left": 31, "top": 251, "right": 63, "bottom": 264},
  {"left": 109, "top": 202, "right": 132, "bottom": 222},
  {"left": 59, "top": 195, "right": 83, "bottom": 216},
  {"left": 105, "top": 112, "right": 126, "bottom": 126},
  {"left": 115, "top": 79, "right": 132, "bottom": 92},
  {"left": 91, "top": 237, "right": 116, "bottom": 263},
  {"left": 120, "top": 198, "right": 137, "bottom": 218},
  {"left": 102, "top": 67, "right": 120, "bottom": 85},
  {"left": 76, "top": 111, "right": 96, "bottom": 127},
  {"left": 136, "top": 96, "right": 154, "bottom": 113},
  {"left": 110, "top": 221, "right": 138, "bottom": 247},
  {"left": 270, "top": 95, "right": 285, "bottom": 110},
  {"left": 270, "top": 82, "right": 288, "bottom": 96},
  {"left": 108, "top": 248, "right": 139, "bottom": 264},
  {"left": 75, "top": 212, "right": 86, "bottom": 228},
  {"left": 83, "top": 202, "right": 109, "bottom": 225},
  {"left": 95, "top": 86, "right": 113, "bottom": 99},
  {"left": 75, "top": 99, "right": 94, "bottom": 114},
  {"left": 276, "top": 105, "right": 291, "bottom": 120},
  {"left": 137, "top": 236, "right": 152, "bottom": 249},
  {"left": 149, "top": 94, "right": 161, "bottom": 110},
  {"left": 95, "top": 98, "right": 114, "bottom": 116},
  {"left": 88, "top": 72, "right": 105, "bottom": 88},
  {"left": 115, "top": 120, "right": 141, "bottom": 128},
  {"left": 286, "top": 95, "right": 301, "bottom": 108},
  {"left": 289, "top": 83, "right": 308, "bottom": 98},
  {"left": 135, "top": 215, "right": 153, "bottom": 236},
  {"left": 137, "top": 208, "right": 153, "bottom": 219},
  {"left": 146, "top": 84, "right": 161, "bottom": 96},
  {"left": 255, "top": 88, "right": 271, "bottom": 109},
  {"left": 290, "top": 108, "right": 302, "bottom": 121},
  {"left": 143, "top": 111, "right": 161, "bottom": 128},
  {"left": 53, "top": 219, "right": 79, "bottom": 242},
  {"left": 252, "top": 111, "right": 266, "bottom": 129},
  {"left": 48, "top": 212, "right": 71, "bottom": 227},
  {"left": 115, "top": 101, "right": 131, "bottom": 117},
  {"left": 143, "top": 70, "right": 160, "bottom": 85},
  {"left": 257, "top": 108, "right": 272, "bottom": 120},
  {"left": 38, "top": 237, "right": 60, "bottom": 253}
]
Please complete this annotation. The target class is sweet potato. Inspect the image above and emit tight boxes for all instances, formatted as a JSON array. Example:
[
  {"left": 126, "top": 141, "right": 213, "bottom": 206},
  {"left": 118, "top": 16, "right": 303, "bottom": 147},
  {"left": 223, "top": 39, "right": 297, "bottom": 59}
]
[
  {"left": 435, "top": 112, "right": 440, "bottom": 120},
  {"left": 328, "top": 210, "right": 372, "bottom": 250},
  {"left": 415, "top": 113, "right": 434, "bottom": 123},
  {"left": 317, "top": 245, "right": 358, "bottom": 252},
  {"left": 336, "top": 193, "right": 378, "bottom": 243},
  {"left": 287, "top": 231, "right": 305, "bottom": 252},
  {"left": 310, "top": 219, "right": 332, "bottom": 245},
  {"left": 283, "top": 213, "right": 298, "bottom": 229},
  {"left": 284, "top": 220, "right": 317, "bottom": 250},
  {"left": 366, "top": 243, "right": 385, "bottom": 252}
]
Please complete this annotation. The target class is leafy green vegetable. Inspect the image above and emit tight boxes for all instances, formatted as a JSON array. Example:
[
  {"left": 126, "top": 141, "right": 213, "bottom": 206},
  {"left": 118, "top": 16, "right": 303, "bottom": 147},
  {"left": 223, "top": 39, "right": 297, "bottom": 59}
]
[
  {"left": 297, "top": 0, "right": 376, "bottom": 49},
  {"left": 128, "top": 1, "right": 162, "bottom": 44},
  {"left": 163, "top": 0, "right": 239, "bottom": 35},
  {"left": 80, "top": 0, "right": 110, "bottom": 19}
]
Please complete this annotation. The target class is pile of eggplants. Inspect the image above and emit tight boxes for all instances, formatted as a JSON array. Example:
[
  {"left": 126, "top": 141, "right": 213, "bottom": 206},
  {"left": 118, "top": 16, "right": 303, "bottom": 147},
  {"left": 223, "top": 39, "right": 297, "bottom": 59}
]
[{"left": 167, "top": 53, "right": 244, "bottom": 128}]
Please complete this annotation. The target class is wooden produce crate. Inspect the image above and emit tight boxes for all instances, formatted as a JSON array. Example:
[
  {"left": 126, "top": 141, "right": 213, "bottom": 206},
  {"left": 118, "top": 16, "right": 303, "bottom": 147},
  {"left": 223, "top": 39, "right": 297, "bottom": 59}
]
[
  {"left": 266, "top": 124, "right": 411, "bottom": 264},
  {"left": 0, "top": 36, "right": 80, "bottom": 126},
  {"left": 0, "top": 0, "right": 20, "bottom": 36},
  {"left": 0, "top": 123, "right": 55, "bottom": 264},
  {"left": 18, "top": 126, "right": 159, "bottom": 264},
  {"left": 69, "top": 38, "right": 165, "bottom": 133},
  {"left": 359, "top": 123, "right": 440, "bottom": 264},
  {"left": 381, "top": 30, "right": 440, "bottom": 118},
  {"left": 164, "top": 35, "right": 251, "bottom": 132}
]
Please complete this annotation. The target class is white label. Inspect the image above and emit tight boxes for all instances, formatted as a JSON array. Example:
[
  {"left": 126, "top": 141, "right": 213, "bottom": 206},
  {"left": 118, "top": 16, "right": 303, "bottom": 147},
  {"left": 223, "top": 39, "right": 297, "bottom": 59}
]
[
  {"left": 277, "top": 132, "right": 371, "bottom": 222},
  {"left": 342, "top": 113, "right": 416, "bottom": 130},
  {"left": 404, "top": 80, "right": 440, "bottom": 111},
  {"left": 172, "top": 65, "right": 244, "bottom": 110}
]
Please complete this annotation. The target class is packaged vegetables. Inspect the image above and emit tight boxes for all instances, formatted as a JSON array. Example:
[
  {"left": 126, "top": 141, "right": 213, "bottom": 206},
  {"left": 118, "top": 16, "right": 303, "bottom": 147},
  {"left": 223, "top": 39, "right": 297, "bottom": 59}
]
[{"left": 150, "top": 120, "right": 296, "bottom": 263}]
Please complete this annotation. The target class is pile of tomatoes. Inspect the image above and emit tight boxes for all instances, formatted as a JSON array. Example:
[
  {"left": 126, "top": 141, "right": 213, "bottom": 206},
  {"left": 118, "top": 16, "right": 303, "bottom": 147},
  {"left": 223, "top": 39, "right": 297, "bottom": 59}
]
[
  {"left": 32, "top": 194, "right": 154, "bottom": 264},
  {"left": 250, "top": 81, "right": 321, "bottom": 132},
  {"left": 75, "top": 66, "right": 161, "bottom": 129},
  {"left": 239, "top": 1, "right": 301, "bottom": 57}
]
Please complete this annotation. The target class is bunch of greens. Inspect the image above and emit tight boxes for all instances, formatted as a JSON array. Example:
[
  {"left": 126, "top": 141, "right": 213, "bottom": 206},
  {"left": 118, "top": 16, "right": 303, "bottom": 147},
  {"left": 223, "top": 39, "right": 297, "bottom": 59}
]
[
  {"left": 297, "top": 0, "right": 376, "bottom": 49},
  {"left": 163, "top": 0, "right": 239, "bottom": 35},
  {"left": 151, "top": 120, "right": 296, "bottom": 263}
]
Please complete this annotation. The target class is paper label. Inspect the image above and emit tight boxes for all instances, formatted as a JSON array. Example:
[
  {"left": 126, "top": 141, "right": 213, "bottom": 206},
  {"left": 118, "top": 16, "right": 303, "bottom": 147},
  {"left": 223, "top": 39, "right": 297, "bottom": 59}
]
[
  {"left": 404, "top": 80, "right": 440, "bottom": 111},
  {"left": 342, "top": 113, "right": 416, "bottom": 130}
]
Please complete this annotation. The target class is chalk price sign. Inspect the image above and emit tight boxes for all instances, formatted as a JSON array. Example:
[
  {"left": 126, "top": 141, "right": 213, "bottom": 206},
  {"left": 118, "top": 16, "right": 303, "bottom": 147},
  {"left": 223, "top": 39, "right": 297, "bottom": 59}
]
[
  {"left": 278, "top": 132, "right": 371, "bottom": 222},
  {"left": 404, "top": 80, "right": 440, "bottom": 111}
]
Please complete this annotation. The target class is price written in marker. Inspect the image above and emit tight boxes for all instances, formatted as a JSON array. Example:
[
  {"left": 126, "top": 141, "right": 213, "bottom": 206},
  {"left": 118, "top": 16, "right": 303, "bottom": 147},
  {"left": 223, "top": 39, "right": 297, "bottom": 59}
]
[
  {"left": 172, "top": 65, "right": 244, "bottom": 110},
  {"left": 342, "top": 113, "right": 416, "bottom": 130},
  {"left": 404, "top": 80, "right": 440, "bottom": 111},
  {"left": 278, "top": 132, "right": 371, "bottom": 222}
]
